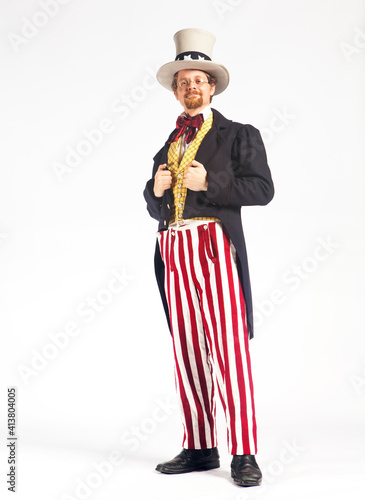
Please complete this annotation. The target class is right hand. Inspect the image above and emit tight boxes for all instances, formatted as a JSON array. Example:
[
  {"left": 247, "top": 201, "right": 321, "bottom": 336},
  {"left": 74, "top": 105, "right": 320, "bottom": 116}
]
[{"left": 153, "top": 164, "right": 172, "bottom": 198}]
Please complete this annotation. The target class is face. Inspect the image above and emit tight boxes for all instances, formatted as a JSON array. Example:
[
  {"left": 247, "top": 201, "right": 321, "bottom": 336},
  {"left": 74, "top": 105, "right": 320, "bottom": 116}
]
[{"left": 174, "top": 69, "right": 216, "bottom": 115}]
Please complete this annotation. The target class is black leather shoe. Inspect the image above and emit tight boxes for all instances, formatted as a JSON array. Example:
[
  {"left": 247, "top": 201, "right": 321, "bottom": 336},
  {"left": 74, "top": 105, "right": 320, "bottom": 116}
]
[
  {"left": 231, "top": 454, "right": 262, "bottom": 487},
  {"left": 156, "top": 448, "right": 220, "bottom": 474}
]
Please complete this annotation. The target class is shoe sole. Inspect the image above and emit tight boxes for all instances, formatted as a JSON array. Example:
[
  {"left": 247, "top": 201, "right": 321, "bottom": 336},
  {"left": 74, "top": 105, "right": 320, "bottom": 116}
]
[
  {"left": 231, "top": 470, "right": 262, "bottom": 487},
  {"left": 156, "top": 460, "right": 220, "bottom": 474}
]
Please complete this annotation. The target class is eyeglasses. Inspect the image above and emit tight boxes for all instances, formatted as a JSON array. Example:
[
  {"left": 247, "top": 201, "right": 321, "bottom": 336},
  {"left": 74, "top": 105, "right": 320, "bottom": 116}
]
[{"left": 177, "top": 78, "right": 209, "bottom": 88}]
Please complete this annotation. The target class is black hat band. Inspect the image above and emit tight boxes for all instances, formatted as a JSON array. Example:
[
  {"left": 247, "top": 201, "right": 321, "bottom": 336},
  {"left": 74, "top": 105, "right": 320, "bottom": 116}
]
[{"left": 175, "top": 51, "right": 212, "bottom": 61}]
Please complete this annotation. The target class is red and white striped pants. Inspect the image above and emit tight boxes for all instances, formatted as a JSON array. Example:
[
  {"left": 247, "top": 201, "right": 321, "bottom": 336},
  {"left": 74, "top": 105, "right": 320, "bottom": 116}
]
[{"left": 157, "top": 220, "right": 257, "bottom": 455}]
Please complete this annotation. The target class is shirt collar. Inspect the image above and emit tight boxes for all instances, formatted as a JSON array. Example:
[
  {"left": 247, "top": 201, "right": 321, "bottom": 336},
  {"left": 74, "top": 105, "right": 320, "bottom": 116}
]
[{"left": 181, "top": 106, "right": 212, "bottom": 122}]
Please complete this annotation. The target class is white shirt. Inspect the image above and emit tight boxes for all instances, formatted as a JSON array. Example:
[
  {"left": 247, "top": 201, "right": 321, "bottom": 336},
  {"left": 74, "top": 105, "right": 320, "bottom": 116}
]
[{"left": 178, "top": 106, "right": 212, "bottom": 160}]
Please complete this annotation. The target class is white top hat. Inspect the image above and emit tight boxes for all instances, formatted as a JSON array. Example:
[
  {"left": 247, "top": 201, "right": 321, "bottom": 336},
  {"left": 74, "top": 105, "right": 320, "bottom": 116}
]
[{"left": 156, "top": 28, "right": 230, "bottom": 95}]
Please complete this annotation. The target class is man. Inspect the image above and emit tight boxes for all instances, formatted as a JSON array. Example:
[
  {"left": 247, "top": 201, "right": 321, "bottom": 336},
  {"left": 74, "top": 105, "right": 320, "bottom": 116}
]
[{"left": 143, "top": 28, "right": 274, "bottom": 487}]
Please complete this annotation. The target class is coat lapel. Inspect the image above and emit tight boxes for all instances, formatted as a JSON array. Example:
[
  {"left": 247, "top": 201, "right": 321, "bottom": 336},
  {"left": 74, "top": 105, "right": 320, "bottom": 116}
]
[
  {"left": 160, "top": 108, "right": 232, "bottom": 168},
  {"left": 195, "top": 108, "right": 231, "bottom": 167}
]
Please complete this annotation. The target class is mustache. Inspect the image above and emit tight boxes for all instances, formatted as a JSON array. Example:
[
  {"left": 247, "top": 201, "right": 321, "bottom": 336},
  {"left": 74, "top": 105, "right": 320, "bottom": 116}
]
[{"left": 186, "top": 91, "right": 202, "bottom": 97}]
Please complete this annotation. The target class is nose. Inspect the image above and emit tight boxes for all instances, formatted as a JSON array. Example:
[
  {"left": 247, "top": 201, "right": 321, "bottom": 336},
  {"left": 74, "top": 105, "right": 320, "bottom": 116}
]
[{"left": 186, "top": 79, "right": 197, "bottom": 91}]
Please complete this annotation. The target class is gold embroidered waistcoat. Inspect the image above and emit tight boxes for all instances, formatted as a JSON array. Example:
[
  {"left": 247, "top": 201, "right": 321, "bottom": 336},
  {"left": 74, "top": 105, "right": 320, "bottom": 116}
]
[{"left": 167, "top": 111, "right": 220, "bottom": 225}]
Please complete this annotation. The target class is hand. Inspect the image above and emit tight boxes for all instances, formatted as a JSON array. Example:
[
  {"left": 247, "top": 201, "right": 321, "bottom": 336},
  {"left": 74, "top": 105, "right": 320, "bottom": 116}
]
[
  {"left": 184, "top": 160, "right": 208, "bottom": 191},
  {"left": 153, "top": 164, "right": 172, "bottom": 197}
]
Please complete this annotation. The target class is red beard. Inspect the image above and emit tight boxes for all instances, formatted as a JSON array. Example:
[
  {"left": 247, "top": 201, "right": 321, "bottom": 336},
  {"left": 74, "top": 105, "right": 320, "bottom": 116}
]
[{"left": 184, "top": 91, "right": 203, "bottom": 109}]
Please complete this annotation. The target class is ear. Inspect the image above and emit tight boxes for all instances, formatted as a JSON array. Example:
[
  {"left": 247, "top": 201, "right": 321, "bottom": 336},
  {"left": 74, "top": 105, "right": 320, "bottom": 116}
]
[{"left": 210, "top": 84, "right": 216, "bottom": 97}]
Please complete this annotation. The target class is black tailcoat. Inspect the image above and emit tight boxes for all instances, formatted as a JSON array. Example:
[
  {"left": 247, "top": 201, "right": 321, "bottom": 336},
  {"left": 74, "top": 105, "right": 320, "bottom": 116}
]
[{"left": 143, "top": 108, "right": 274, "bottom": 339}]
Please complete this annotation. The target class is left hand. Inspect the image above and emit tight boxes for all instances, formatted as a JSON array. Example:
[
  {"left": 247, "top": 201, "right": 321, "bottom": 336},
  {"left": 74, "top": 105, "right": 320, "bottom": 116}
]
[{"left": 184, "top": 160, "right": 208, "bottom": 191}]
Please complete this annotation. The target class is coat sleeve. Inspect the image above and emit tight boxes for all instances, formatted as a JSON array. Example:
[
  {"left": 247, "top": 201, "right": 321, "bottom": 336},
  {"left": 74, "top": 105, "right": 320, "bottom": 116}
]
[
  {"left": 205, "top": 124, "right": 274, "bottom": 207},
  {"left": 143, "top": 148, "right": 164, "bottom": 221}
]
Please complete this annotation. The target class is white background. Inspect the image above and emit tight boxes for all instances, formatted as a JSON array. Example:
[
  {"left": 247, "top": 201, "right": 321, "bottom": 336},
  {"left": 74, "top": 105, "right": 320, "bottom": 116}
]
[{"left": 1, "top": 0, "right": 364, "bottom": 499}]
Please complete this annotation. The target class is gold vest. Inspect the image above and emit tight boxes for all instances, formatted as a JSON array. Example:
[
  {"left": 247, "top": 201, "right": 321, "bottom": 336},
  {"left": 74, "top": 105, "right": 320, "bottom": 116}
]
[{"left": 167, "top": 111, "right": 220, "bottom": 225}]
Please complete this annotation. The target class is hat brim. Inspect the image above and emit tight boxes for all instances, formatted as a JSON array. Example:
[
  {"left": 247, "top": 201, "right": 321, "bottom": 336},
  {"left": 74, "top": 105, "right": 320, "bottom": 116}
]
[{"left": 156, "top": 60, "right": 230, "bottom": 95}]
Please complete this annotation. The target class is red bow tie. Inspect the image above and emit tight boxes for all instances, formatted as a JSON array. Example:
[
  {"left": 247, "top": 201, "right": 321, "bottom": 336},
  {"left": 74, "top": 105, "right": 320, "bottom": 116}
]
[{"left": 169, "top": 114, "right": 204, "bottom": 144}]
